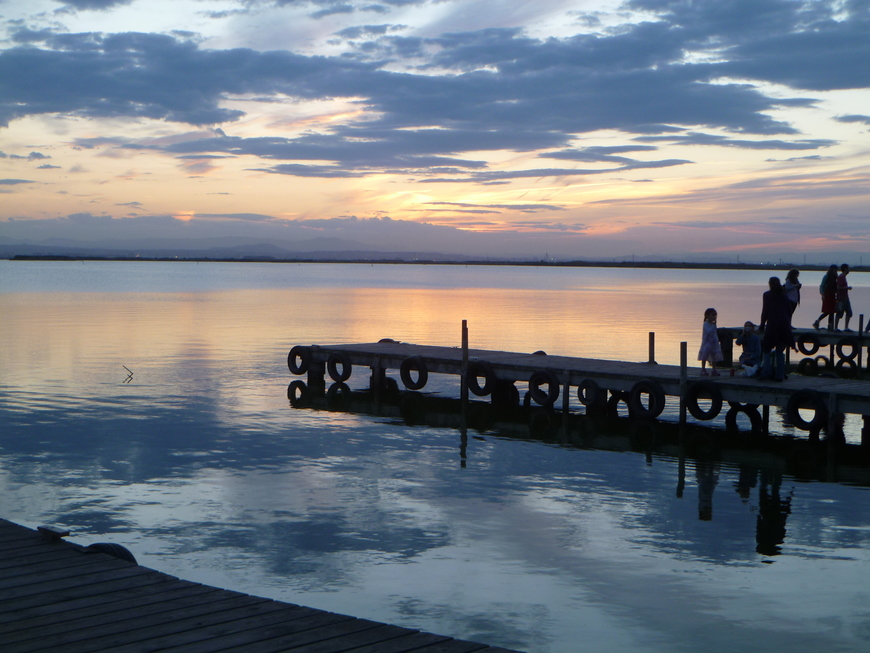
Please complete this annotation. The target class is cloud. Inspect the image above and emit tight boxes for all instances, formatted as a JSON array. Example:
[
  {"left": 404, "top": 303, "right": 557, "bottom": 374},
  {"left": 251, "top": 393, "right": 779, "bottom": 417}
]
[
  {"left": 57, "top": 0, "right": 135, "bottom": 11},
  {"left": 0, "top": 179, "right": 36, "bottom": 185},
  {"left": 0, "top": 0, "right": 866, "bottom": 203}
]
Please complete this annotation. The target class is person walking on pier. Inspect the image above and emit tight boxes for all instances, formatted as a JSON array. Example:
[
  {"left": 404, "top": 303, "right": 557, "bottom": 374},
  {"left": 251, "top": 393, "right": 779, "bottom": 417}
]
[
  {"left": 698, "top": 308, "right": 723, "bottom": 376},
  {"left": 759, "top": 277, "right": 792, "bottom": 381},
  {"left": 835, "top": 263, "right": 853, "bottom": 332},
  {"left": 784, "top": 268, "right": 801, "bottom": 316},
  {"left": 813, "top": 264, "right": 838, "bottom": 330}
]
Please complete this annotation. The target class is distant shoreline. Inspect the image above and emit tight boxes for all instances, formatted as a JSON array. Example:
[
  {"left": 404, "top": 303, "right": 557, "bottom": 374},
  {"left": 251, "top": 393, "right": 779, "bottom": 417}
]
[{"left": 6, "top": 254, "right": 867, "bottom": 273}]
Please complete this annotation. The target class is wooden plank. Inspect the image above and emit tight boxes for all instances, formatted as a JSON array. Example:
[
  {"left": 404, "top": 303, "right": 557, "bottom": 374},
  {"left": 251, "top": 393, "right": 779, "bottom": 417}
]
[
  {"left": 5, "top": 586, "right": 235, "bottom": 644},
  {"left": 164, "top": 615, "right": 386, "bottom": 653},
  {"left": 3, "top": 584, "right": 222, "bottom": 637},
  {"left": 0, "top": 575, "right": 206, "bottom": 629},
  {"left": 5, "top": 594, "right": 279, "bottom": 653},
  {"left": 0, "top": 565, "right": 159, "bottom": 611},
  {"left": 0, "top": 551, "right": 124, "bottom": 580},
  {"left": 269, "top": 624, "right": 421, "bottom": 653},
  {"left": 92, "top": 608, "right": 351, "bottom": 653},
  {"left": 0, "top": 555, "right": 139, "bottom": 592},
  {"left": 327, "top": 632, "right": 453, "bottom": 653}
]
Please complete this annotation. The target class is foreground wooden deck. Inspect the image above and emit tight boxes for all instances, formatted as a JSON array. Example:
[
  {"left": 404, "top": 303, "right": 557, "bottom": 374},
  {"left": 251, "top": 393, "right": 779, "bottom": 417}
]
[{"left": 0, "top": 519, "right": 520, "bottom": 653}]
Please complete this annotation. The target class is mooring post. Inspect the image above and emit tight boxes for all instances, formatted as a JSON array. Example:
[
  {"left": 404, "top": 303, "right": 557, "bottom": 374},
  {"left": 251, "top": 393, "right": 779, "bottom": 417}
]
[
  {"left": 648, "top": 332, "right": 656, "bottom": 364},
  {"left": 862, "top": 415, "right": 870, "bottom": 448},
  {"left": 762, "top": 404, "right": 769, "bottom": 436},
  {"left": 461, "top": 320, "right": 469, "bottom": 413},
  {"left": 858, "top": 314, "right": 865, "bottom": 377},
  {"left": 679, "top": 342, "right": 687, "bottom": 426},
  {"left": 561, "top": 370, "right": 571, "bottom": 435}
]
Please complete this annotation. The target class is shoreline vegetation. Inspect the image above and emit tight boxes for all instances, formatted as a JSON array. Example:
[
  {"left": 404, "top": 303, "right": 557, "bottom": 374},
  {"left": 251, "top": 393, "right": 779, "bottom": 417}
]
[{"left": 6, "top": 254, "right": 867, "bottom": 273}]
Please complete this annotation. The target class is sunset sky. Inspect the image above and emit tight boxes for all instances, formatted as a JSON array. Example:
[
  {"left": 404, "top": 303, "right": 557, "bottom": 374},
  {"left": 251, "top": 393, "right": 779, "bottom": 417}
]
[{"left": 1, "top": 0, "right": 869, "bottom": 261}]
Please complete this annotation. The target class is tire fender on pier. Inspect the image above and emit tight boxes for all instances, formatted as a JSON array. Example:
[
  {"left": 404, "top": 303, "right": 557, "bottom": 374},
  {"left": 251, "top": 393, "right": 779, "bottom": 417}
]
[
  {"left": 467, "top": 360, "right": 497, "bottom": 396},
  {"left": 786, "top": 388, "right": 828, "bottom": 431},
  {"left": 796, "top": 333, "right": 820, "bottom": 356},
  {"left": 836, "top": 337, "right": 859, "bottom": 361},
  {"left": 685, "top": 380, "right": 723, "bottom": 420},
  {"left": 400, "top": 356, "right": 429, "bottom": 390},
  {"left": 577, "top": 379, "right": 603, "bottom": 407},
  {"left": 528, "top": 370, "right": 560, "bottom": 406},
  {"left": 725, "top": 401, "right": 762, "bottom": 435},
  {"left": 628, "top": 379, "right": 666, "bottom": 419},
  {"left": 288, "top": 346, "right": 311, "bottom": 375},
  {"left": 327, "top": 352, "right": 353, "bottom": 383}
]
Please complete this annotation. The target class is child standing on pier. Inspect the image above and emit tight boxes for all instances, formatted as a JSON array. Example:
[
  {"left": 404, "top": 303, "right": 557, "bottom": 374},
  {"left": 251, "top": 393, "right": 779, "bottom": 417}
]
[{"left": 698, "top": 308, "right": 723, "bottom": 376}]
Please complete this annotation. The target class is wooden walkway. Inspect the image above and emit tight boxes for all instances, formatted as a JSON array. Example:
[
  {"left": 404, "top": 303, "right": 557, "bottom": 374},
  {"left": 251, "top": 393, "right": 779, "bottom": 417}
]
[
  {"left": 288, "top": 341, "right": 870, "bottom": 432},
  {"left": 0, "top": 520, "right": 520, "bottom": 653}
]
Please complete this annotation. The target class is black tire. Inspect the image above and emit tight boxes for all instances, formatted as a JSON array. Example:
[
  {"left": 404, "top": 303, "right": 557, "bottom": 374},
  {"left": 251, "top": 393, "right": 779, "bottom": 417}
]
[
  {"left": 836, "top": 337, "right": 859, "bottom": 361},
  {"left": 288, "top": 346, "right": 311, "bottom": 375},
  {"left": 327, "top": 352, "right": 353, "bottom": 383},
  {"left": 326, "top": 382, "right": 351, "bottom": 409},
  {"left": 577, "top": 379, "right": 603, "bottom": 406},
  {"left": 685, "top": 381, "right": 723, "bottom": 420},
  {"left": 606, "top": 390, "right": 630, "bottom": 417},
  {"left": 815, "top": 355, "right": 832, "bottom": 370},
  {"left": 400, "top": 391, "right": 426, "bottom": 425},
  {"left": 786, "top": 388, "right": 828, "bottom": 431},
  {"left": 835, "top": 358, "right": 858, "bottom": 378},
  {"left": 725, "top": 401, "right": 762, "bottom": 435},
  {"left": 528, "top": 408, "right": 555, "bottom": 438},
  {"left": 87, "top": 543, "right": 137, "bottom": 564},
  {"left": 467, "top": 360, "right": 496, "bottom": 396},
  {"left": 796, "top": 333, "right": 820, "bottom": 356},
  {"left": 628, "top": 380, "right": 666, "bottom": 419},
  {"left": 400, "top": 356, "right": 429, "bottom": 390},
  {"left": 287, "top": 380, "right": 310, "bottom": 407},
  {"left": 528, "top": 370, "right": 560, "bottom": 406},
  {"left": 797, "top": 357, "right": 819, "bottom": 376}
]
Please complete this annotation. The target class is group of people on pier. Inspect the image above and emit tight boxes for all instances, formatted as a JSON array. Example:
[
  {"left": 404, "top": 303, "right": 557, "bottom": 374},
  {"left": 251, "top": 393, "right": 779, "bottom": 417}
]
[{"left": 698, "top": 264, "right": 856, "bottom": 381}]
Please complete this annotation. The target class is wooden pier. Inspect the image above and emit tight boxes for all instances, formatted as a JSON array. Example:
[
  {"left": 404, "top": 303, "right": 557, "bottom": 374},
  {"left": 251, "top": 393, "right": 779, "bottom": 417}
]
[
  {"left": 0, "top": 519, "right": 520, "bottom": 653},
  {"left": 287, "top": 335, "right": 870, "bottom": 441}
]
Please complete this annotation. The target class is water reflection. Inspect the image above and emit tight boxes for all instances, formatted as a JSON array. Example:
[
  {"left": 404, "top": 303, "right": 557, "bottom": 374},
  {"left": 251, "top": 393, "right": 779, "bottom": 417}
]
[{"left": 4, "top": 262, "right": 870, "bottom": 652}]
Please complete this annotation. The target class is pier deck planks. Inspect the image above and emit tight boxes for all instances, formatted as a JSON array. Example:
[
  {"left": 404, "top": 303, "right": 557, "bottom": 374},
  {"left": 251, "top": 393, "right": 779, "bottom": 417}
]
[{"left": 0, "top": 520, "right": 520, "bottom": 653}]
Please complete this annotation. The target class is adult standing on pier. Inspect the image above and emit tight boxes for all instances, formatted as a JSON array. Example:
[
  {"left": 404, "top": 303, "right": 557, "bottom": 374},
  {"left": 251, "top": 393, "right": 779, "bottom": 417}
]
[
  {"left": 835, "top": 263, "right": 853, "bottom": 332},
  {"left": 784, "top": 268, "right": 801, "bottom": 316},
  {"left": 813, "top": 264, "right": 838, "bottom": 330},
  {"left": 758, "top": 277, "right": 792, "bottom": 381}
]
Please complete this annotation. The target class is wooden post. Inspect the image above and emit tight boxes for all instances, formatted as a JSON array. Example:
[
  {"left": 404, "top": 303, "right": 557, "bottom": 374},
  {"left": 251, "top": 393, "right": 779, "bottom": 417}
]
[
  {"left": 862, "top": 415, "right": 870, "bottom": 448},
  {"left": 859, "top": 314, "right": 865, "bottom": 376},
  {"left": 562, "top": 370, "right": 571, "bottom": 434},
  {"left": 680, "top": 342, "right": 687, "bottom": 427},
  {"left": 762, "top": 404, "right": 769, "bottom": 436},
  {"left": 461, "top": 320, "right": 469, "bottom": 411},
  {"left": 648, "top": 332, "right": 656, "bottom": 364}
]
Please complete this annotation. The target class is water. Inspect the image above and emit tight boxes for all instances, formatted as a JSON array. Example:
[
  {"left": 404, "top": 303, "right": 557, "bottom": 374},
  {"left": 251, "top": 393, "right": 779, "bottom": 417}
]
[{"left": 2, "top": 260, "right": 870, "bottom": 652}]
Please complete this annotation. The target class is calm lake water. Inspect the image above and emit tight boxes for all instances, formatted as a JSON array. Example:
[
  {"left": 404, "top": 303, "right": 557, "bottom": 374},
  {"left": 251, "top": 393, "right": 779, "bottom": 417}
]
[{"left": 2, "top": 260, "right": 870, "bottom": 652}]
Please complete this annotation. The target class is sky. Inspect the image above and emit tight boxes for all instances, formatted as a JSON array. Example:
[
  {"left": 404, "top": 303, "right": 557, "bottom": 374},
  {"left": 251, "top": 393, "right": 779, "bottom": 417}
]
[{"left": 1, "top": 0, "right": 869, "bottom": 261}]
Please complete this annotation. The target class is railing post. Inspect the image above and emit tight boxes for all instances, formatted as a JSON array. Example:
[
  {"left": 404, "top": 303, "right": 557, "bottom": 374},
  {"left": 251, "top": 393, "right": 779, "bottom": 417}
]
[
  {"left": 648, "top": 332, "right": 656, "bottom": 364},
  {"left": 680, "top": 342, "right": 687, "bottom": 427}
]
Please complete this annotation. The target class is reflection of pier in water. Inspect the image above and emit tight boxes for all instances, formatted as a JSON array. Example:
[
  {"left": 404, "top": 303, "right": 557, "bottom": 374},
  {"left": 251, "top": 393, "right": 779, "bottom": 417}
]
[
  {"left": 287, "top": 381, "right": 870, "bottom": 489},
  {"left": 288, "top": 383, "right": 863, "bottom": 558}
]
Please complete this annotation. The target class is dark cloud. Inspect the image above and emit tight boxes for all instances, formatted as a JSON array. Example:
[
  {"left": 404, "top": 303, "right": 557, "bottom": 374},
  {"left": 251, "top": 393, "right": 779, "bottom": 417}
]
[
  {"left": 836, "top": 114, "right": 870, "bottom": 125},
  {"left": 57, "top": 0, "right": 135, "bottom": 10},
  {"left": 427, "top": 202, "right": 565, "bottom": 213},
  {"left": 38, "top": 164, "right": 62, "bottom": 169},
  {"left": 2, "top": 0, "right": 867, "bottom": 181},
  {"left": 0, "top": 179, "right": 36, "bottom": 185},
  {"left": 634, "top": 132, "right": 836, "bottom": 150}
]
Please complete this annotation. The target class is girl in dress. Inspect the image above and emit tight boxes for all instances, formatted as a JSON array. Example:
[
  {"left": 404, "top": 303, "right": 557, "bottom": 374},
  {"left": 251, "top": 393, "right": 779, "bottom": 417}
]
[{"left": 698, "top": 307, "right": 723, "bottom": 376}]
